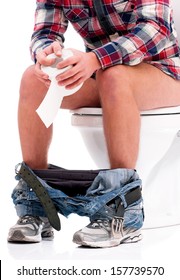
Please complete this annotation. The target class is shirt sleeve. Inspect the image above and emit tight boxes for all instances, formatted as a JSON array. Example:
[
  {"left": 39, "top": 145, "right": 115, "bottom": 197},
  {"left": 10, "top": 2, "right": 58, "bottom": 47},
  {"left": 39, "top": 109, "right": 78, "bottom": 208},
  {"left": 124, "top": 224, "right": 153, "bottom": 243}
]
[
  {"left": 30, "top": 0, "right": 68, "bottom": 62},
  {"left": 92, "top": 0, "right": 175, "bottom": 69}
]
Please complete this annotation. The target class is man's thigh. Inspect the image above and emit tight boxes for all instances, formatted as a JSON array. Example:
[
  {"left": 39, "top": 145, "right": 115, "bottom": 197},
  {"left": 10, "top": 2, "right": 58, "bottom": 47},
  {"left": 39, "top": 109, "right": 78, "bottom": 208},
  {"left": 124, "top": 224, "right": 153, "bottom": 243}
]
[
  {"left": 127, "top": 63, "right": 180, "bottom": 111},
  {"left": 29, "top": 61, "right": 180, "bottom": 111},
  {"left": 68, "top": 62, "right": 180, "bottom": 112},
  {"left": 22, "top": 65, "right": 101, "bottom": 110},
  {"left": 61, "top": 77, "right": 101, "bottom": 109}
]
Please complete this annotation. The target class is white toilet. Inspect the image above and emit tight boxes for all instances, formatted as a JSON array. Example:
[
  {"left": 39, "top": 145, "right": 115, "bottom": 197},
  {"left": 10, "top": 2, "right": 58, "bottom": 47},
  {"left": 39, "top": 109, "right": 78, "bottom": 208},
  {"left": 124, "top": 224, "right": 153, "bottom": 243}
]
[
  {"left": 70, "top": 1, "right": 180, "bottom": 229},
  {"left": 71, "top": 107, "right": 180, "bottom": 228}
]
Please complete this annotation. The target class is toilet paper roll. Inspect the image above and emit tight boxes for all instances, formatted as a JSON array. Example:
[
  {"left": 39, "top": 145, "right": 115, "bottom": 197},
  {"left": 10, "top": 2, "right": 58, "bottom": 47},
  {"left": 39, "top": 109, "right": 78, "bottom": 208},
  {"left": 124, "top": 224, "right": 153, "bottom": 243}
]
[{"left": 36, "top": 49, "right": 83, "bottom": 128}]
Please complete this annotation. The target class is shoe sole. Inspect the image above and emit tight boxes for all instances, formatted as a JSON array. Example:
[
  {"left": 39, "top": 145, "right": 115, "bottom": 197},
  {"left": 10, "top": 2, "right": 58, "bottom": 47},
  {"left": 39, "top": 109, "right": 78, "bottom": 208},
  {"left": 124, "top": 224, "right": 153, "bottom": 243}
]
[
  {"left": 7, "top": 230, "right": 42, "bottom": 243},
  {"left": 7, "top": 229, "right": 54, "bottom": 243},
  {"left": 73, "top": 229, "right": 142, "bottom": 248}
]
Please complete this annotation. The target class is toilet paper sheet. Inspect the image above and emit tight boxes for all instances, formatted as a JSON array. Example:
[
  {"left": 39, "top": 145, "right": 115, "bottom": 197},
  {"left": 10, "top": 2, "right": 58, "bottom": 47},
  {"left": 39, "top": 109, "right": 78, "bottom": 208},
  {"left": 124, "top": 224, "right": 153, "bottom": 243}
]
[{"left": 36, "top": 50, "right": 82, "bottom": 128}]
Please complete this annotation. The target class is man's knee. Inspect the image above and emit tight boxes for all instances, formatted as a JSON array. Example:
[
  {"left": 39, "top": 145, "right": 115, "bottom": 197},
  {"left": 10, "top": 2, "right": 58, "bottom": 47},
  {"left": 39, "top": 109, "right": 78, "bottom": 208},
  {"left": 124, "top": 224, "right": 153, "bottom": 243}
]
[
  {"left": 19, "top": 65, "right": 46, "bottom": 102},
  {"left": 20, "top": 65, "right": 35, "bottom": 92},
  {"left": 96, "top": 65, "right": 132, "bottom": 100}
]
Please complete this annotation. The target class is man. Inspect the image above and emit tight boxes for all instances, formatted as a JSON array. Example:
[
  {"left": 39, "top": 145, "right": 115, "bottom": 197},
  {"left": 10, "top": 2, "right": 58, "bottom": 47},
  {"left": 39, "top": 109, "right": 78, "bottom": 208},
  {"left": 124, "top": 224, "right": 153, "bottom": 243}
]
[{"left": 8, "top": 0, "right": 180, "bottom": 248}]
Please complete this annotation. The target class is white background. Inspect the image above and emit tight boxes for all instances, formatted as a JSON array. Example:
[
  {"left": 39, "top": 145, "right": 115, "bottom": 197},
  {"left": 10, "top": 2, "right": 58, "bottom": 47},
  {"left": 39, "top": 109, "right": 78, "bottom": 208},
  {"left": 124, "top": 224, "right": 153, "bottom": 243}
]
[{"left": 1, "top": 1, "right": 180, "bottom": 279}]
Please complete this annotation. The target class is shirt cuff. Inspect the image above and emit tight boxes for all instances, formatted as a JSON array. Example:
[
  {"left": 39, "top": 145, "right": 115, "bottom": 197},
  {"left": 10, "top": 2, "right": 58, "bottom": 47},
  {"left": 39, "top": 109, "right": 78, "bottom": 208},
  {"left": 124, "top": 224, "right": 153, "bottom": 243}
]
[{"left": 92, "top": 42, "right": 123, "bottom": 69}]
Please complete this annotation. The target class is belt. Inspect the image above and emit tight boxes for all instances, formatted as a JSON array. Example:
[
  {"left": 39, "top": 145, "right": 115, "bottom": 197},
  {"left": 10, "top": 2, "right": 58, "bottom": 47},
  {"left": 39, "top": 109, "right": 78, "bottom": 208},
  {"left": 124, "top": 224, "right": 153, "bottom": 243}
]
[
  {"left": 15, "top": 162, "right": 61, "bottom": 231},
  {"left": 115, "top": 186, "right": 143, "bottom": 217}
]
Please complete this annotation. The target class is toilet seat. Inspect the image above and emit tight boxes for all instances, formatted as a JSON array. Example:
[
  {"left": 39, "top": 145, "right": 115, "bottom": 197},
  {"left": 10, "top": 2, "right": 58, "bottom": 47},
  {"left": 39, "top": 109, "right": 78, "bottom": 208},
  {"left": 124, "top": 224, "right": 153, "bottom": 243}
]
[
  {"left": 71, "top": 106, "right": 180, "bottom": 128},
  {"left": 71, "top": 105, "right": 180, "bottom": 116}
]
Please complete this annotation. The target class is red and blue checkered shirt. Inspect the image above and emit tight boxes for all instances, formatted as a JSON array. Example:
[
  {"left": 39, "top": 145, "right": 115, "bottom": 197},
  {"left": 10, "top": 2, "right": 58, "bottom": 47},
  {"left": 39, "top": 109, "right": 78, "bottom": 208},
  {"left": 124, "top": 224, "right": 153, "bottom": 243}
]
[{"left": 31, "top": 0, "right": 180, "bottom": 80}]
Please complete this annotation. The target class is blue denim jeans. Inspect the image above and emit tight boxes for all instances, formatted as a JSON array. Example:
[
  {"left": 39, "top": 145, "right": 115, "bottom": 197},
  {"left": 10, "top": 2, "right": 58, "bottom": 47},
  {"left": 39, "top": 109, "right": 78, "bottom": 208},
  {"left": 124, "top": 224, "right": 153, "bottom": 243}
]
[{"left": 12, "top": 168, "right": 144, "bottom": 230}]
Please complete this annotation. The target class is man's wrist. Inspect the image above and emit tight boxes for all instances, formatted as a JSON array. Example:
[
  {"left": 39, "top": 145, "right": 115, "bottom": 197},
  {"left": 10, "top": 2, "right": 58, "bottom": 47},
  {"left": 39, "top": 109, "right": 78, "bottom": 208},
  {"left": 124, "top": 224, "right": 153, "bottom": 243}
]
[{"left": 89, "top": 52, "right": 101, "bottom": 71}]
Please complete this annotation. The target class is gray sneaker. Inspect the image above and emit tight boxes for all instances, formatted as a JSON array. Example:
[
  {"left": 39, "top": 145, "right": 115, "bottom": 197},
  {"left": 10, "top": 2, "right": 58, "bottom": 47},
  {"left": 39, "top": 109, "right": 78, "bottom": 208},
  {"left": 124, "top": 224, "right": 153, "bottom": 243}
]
[
  {"left": 73, "top": 217, "right": 142, "bottom": 248},
  {"left": 7, "top": 215, "right": 54, "bottom": 243}
]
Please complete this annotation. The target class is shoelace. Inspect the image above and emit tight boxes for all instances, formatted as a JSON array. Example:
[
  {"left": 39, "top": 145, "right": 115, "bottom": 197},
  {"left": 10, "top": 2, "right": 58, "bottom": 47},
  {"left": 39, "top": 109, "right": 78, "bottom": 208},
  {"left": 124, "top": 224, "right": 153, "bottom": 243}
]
[
  {"left": 19, "top": 215, "right": 40, "bottom": 225},
  {"left": 90, "top": 217, "right": 124, "bottom": 237},
  {"left": 111, "top": 217, "right": 124, "bottom": 237},
  {"left": 90, "top": 219, "right": 110, "bottom": 229}
]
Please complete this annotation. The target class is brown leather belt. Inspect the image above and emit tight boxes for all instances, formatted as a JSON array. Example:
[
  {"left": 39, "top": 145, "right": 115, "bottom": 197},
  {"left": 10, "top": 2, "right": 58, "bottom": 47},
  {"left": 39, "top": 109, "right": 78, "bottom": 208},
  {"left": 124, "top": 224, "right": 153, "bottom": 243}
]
[{"left": 15, "top": 162, "right": 61, "bottom": 231}]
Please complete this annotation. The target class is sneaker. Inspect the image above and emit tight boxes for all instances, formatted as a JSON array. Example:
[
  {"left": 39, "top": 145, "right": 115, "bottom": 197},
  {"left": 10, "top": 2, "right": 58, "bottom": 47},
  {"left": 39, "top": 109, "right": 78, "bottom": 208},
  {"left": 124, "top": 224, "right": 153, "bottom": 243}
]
[
  {"left": 73, "top": 217, "right": 142, "bottom": 248},
  {"left": 7, "top": 215, "right": 54, "bottom": 243}
]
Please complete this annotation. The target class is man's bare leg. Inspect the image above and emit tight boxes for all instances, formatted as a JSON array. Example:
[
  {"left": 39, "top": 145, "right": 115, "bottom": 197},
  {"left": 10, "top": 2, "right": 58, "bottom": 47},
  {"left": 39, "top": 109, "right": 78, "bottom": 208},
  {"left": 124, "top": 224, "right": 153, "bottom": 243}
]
[
  {"left": 19, "top": 66, "right": 52, "bottom": 169},
  {"left": 96, "top": 63, "right": 180, "bottom": 169},
  {"left": 18, "top": 65, "right": 100, "bottom": 169}
]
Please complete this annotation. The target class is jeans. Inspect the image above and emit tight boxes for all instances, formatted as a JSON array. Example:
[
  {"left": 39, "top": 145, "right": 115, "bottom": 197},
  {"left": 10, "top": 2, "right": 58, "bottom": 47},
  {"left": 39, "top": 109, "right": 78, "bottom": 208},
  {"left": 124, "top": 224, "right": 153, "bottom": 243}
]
[{"left": 12, "top": 168, "right": 144, "bottom": 230}]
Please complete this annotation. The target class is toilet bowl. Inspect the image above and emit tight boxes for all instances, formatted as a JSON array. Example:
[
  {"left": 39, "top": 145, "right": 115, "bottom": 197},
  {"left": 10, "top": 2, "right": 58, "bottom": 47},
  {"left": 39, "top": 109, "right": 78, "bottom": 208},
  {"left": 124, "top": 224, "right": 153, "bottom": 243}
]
[{"left": 71, "top": 107, "right": 180, "bottom": 228}]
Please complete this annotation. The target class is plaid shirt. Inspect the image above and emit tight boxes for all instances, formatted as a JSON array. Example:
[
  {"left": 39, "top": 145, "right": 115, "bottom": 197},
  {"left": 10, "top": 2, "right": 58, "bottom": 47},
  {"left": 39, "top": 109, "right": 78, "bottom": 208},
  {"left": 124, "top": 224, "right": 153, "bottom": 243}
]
[{"left": 31, "top": 0, "right": 180, "bottom": 80}]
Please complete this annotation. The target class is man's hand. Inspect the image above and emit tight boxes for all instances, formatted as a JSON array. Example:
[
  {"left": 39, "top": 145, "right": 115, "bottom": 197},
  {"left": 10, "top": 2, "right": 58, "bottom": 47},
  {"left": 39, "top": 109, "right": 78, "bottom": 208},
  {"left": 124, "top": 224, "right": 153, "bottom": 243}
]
[
  {"left": 34, "top": 43, "right": 101, "bottom": 90},
  {"left": 34, "top": 42, "right": 62, "bottom": 87},
  {"left": 55, "top": 49, "right": 101, "bottom": 89}
]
